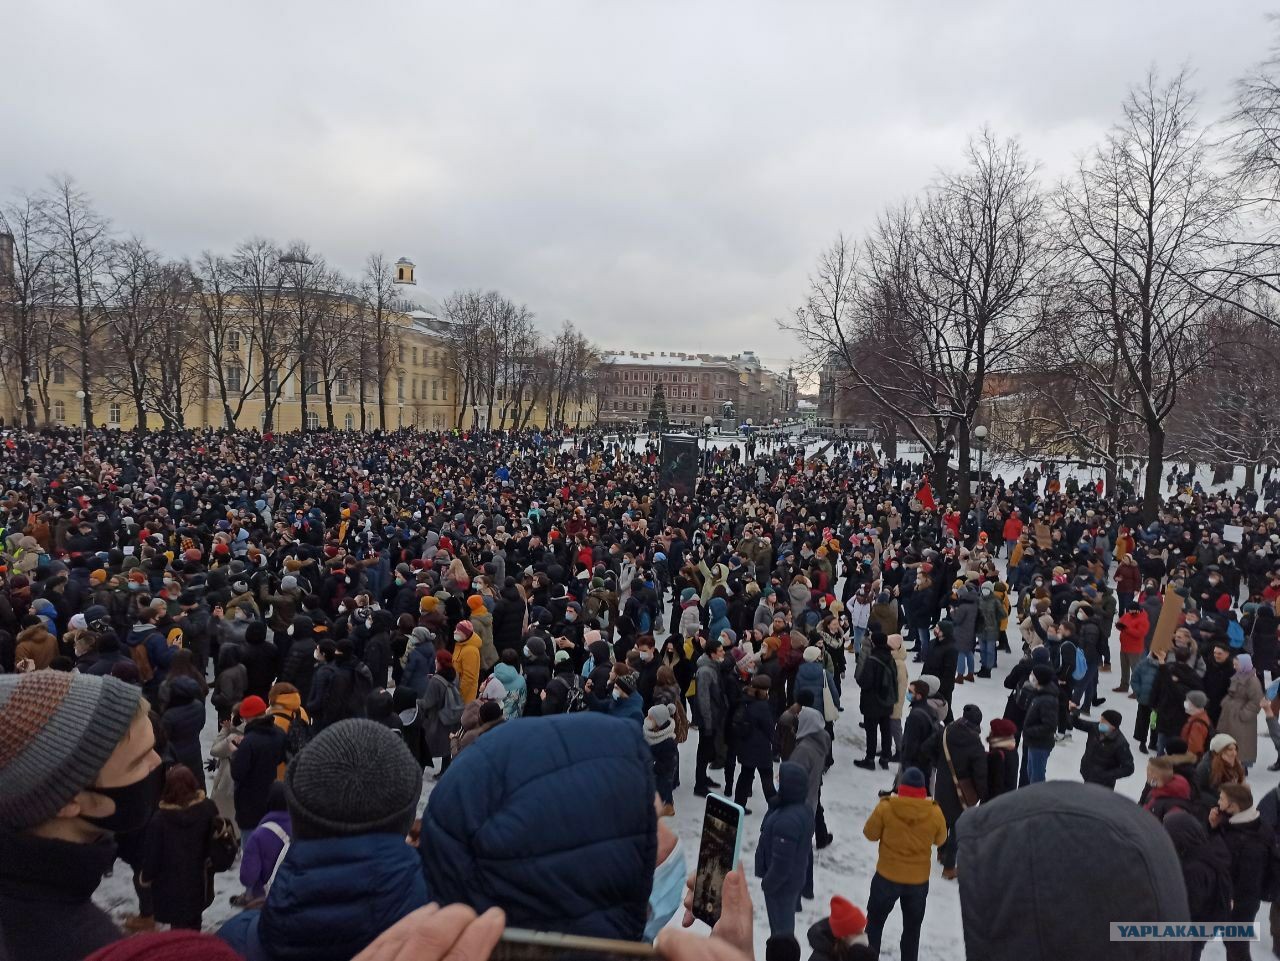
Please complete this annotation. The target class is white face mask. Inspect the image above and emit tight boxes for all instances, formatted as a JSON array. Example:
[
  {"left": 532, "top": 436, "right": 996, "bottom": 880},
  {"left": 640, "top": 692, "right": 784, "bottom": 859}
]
[
  {"left": 1077, "top": 611, "right": 1088, "bottom": 621},
  {"left": 1184, "top": 701, "right": 1196, "bottom": 714},
  {"left": 287, "top": 625, "right": 295, "bottom": 636},
  {"left": 454, "top": 633, "right": 465, "bottom": 643},
  {"left": 313, "top": 649, "right": 323, "bottom": 662},
  {"left": 638, "top": 649, "right": 653, "bottom": 662},
  {"left": 612, "top": 688, "right": 624, "bottom": 701},
  {"left": 365, "top": 618, "right": 374, "bottom": 630}
]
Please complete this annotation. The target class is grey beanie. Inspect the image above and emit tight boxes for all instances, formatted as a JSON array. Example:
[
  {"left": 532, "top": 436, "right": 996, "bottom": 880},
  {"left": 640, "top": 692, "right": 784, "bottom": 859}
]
[
  {"left": 1185, "top": 690, "right": 1208, "bottom": 710},
  {"left": 0, "top": 670, "right": 143, "bottom": 831},
  {"left": 284, "top": 718, "right": 423, "bottom": 840},
  {"left": 280, "top": 575, "right": 298, "bottom": 592}
]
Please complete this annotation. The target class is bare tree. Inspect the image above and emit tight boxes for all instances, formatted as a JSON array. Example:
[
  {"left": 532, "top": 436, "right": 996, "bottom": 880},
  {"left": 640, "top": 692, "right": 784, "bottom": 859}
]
[
  {"left": 0, "top": 193, "right": 57, "bottom": 428},
  {"left": 192, "top": 251, "right": 255, "bottom": 428},
  {"left": 45, "top": 176, "right": 114, "bottom": 428},
  {"left": 228, "top": 238, "right": 290, "bottom": 431},
  {"left": 1057, "top": 70, "right": 1239, "bottom": 519},
  {"left": 360, "top": 254, "right": 401, "bottom": 430},
  {"left": 279, "top": 242, "right": 327, "bottom": 431}
]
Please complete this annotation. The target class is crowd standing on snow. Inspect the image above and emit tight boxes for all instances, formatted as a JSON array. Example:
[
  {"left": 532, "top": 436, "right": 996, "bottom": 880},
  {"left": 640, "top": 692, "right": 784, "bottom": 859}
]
[{"left": 0, "top": 424, "right": 1279, "bottom": 961}]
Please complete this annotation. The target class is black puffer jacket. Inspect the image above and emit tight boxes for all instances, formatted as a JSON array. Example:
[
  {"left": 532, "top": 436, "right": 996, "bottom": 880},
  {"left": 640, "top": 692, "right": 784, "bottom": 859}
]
[
  {"left": 935, "top": 719, "right": 988, "bottom": 822},
  {"left": 1218, "top": 813, "right": 1274, "bottom": 907},
  {"left": 1073, "top": 718, "right": 1135, "bottom": 789},
  {"left": 1020, "top": 686, "right": 1060, "bottom": 751}
]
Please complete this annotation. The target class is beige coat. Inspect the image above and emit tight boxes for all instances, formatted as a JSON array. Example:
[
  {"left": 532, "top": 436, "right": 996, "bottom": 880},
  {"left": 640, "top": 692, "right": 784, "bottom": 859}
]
[{"left": 890, "top": 645, "right": 910, "bottom": 721}]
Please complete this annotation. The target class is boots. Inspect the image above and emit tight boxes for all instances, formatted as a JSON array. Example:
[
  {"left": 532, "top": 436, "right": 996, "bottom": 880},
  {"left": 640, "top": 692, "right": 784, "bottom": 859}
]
[
  {"left": 976, "top": 668, "right": 992, "bottom": 679},
  {"left": 1112, "top": 685, "right": 1127, "bottom": 693},
  {"left": 853, "top": 758, "right": 877, "bottom": 771},
  {"left": 659, "top": 802, "right": 676, "bottom": 818},
  {"left": 965, "top": 673, "right": 976, "bottom": 682},
  {"left": 942, "top": 867, "right": 958, "bottom": 881},
  {"left": 955, "top": 674, "right": 965, "bottom": 685},
  {"left": 1100, "top": 663, "right": 1112, "bottom": 672},
  {"left": 123, "top": 916, "right": 155, "bottom": 934}
]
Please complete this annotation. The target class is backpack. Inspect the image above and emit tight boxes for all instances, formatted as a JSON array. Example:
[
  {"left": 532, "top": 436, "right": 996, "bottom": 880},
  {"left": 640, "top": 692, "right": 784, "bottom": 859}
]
[
  {"left": 282, "top": 709, "right": 312, "bottom": 762},
  {"left": 1072, "top": 646, "right": 1088, "bottom": 681},
  {"left": 730, "top": 703, "right": 751, "bottom": 743},
  {"left": 562, "top": 676, "right": 590, "bottom": 714},
  {"left": 637, "top": 607, "right": 652, "bottom": 635},
  {"left": 207, "top": 815, "right": 240, "bottom": 873},
  {"left": 435, "top": 675, "right": 465, "bottom": 727},
  {"left": 1014, "top": 681, "right": 1037, "bottom": 714}
]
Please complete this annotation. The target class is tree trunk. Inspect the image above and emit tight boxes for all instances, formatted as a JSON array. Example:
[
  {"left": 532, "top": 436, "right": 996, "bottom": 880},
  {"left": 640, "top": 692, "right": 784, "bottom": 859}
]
[
  {"left": 956, "top": 427, "right": 972, "bottom": 512},
  {"left": 134, "top": 398, "right": 148, "bottom": 432},
  {"left": 323, "top": 381, "right": 335, "bottom": 430},
  {"left": 1104, "top": 417, "right": 1119, "bottom": 497},
  {"left": 880, "top": 417, "right": 898, "bottom": 462},
  {"left": 1142, "top": 425, "right": 1165, "bottom": 523},
  {"left": 930, "top": 449, "right": 950, "bottom": 501},
  {"left": 1245, "top": 460, "right": 1258, "bottom": 492},
  {"left": 378, "top": 380, "right": 386, "bottom": 431},
  {"left": 22, "top": 388, "right": 36, "bottom": 431}
]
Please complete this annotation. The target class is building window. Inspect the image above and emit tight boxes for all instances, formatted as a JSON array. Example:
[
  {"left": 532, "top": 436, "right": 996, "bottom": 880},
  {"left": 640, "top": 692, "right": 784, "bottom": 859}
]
[
  {"left": 344, "top": 412, "right": 354, "bottom": 430},
  {"left": 336, "top": 370, "right": 350, "bottom": 396},
  {"left": 227, "top": 331, "right": 241, "bottom": 353},
  {"left": 226, "top": 365, "right": 243, "bottom": 392},
  {"left": 108, "top": 402, "right": 121, "bottom": 425},
  {"left": 412, "top": 347, "right": 418, "bottom": 366},
  {"left": 398, "top": 345, "right": 406, "bottom": 363},
  {"left": 53, "top": 400, "right": 65, "bottom": 422},
  {"left": 441, "top": 381, "right": 446, "bottom": 401},
  {"left": 397, "top": 377, "right": 405, "bottom": 401},
  {"left": 303, "top": 367, "right": 319, "bottom": 396},
  {"left": 305, "top": 410, "right": 320, "bottom": 430},
  {"left": 53, "top": 360, "right": 65, "bottom": 384},
  {"left": 432, "top": 380, "right": 438, "bottom": 401},
  {"left": 412, "top": 379, "right": 417, "bottom": 400}
]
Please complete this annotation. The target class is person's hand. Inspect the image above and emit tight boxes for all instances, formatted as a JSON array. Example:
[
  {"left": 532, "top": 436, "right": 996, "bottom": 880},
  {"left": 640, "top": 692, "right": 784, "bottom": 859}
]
[
  {"left": 680, "top": 867, "right": 754, "bottom": 959},
  {"left": 212, "top": 605, "right": 224, "bottom": 619},
  {"left": 1208, "top": 806, "right": 1224, "bottom": 828},
  {"left": 584, "top": 679, "right": 594, "bottom": 693},
  {"left": 660, "top": 929, "right": 752, "bottom": 961},
  {"left": 352, "top": 904, "right": 504, "bottom": 961},
  {"left": 1262, "top": 698, "right": 1275, "bottom": 717},
  {"left": 16, "top": 658, "right": 35, "bottom": 673}
]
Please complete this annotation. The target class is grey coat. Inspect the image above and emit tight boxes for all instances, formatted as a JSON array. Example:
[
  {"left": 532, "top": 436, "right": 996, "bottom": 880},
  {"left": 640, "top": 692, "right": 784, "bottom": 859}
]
[
  {"left": 788, "top": 708, "right": 831, "bottom": 811},
  {"left": 1217, "top": 671, "right": 1264, "bottom": 764},
  {"left": 951, "top": 588, "right": 980, "bottom": 651}
]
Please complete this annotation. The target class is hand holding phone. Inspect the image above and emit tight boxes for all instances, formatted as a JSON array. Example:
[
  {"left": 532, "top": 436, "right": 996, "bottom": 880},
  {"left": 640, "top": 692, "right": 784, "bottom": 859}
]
[{"left": 689, "top": 795, "right": 745, "bottom": 927}]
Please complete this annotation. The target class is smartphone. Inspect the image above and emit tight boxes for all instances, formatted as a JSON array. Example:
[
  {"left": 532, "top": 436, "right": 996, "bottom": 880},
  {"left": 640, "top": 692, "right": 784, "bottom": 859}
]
[
  {"left": 691, "top": 794, "right": 745, "bottom": 926},
  {"left": 491, "top": 928, "right": 658, "bottom": 961}
]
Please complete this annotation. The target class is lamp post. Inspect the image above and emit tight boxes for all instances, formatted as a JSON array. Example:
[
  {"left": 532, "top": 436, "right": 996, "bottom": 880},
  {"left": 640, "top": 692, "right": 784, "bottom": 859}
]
[
  {"left": 75, "top": 390, "right": 86, "bottom": 454},
  {"left": 398, "top": 403, "right": 404, "bottom": 429},
  {"left": 973, "top": 424, "right": 988, "bottom": 525},
  {"left": 702, "top": 414, "right": 713, "bottom": 465}
]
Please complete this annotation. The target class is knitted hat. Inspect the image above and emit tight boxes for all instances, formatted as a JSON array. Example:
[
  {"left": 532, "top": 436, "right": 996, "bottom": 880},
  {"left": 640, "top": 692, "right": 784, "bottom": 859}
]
[
  {"left": 680, "top": 587, "right": 697, "bottom": 603},
  {"left": 989, "top": 718, "right": 1017, "bottom": 739},
  {"left": 435, "top": 649, "right": 453, "bottom": 670},
  {"left": 284, "top": 718, "right": 423, "bottom": 840},
  {"left": 1210, "top": 733, "right": 1237, "bottom": 755},
  {"left": 526, "top": 637, "right": 546, "bottom": 657},
  {"left": 1101, "top": 710, "right": 1123, "bottom": 727},
  {"left": 467, "top": 594, "right": 487, "bottom": 615},
  {"left": 0, "top": 671, "right": 142, "bottom": 831},
  {"left": 917, "top": 674, "right": 940, "bottom": 695},
  {"left": 453, "top": 621, "right": 474, "bottom": 640},
  {"left": 802, "top": 645, "right": 822, "bottom": 663},
  {"left": 238, "top": 695, "right": 267, "bottom": 719},
  {"left": 615, "top": 673, "right": 638, "bottom": 695},
  {"left": 828, "top": 896, "right": 867, "bottom": 939},
  {"left": 1032, "top": 664, "right": 1055, "bottom": 686},
  {"left": 647, "top": 704, "right": 674, "bottom": 726},
  {"left": 1185, "top": 690, "right": 1208, "bottom": 710},
  {"left": 420, "top": 595, "right": 439, "bottom": 613},
  {"left": 750, "top": 674, "right": 772, "bottom": 692},
  {"left": 900, "top": 767, "right": 927, "bottom": 789},
  {"left": 280, "top": 575, "right": 298, "bottom": 592},
  {"left": 720, "top": 628, "right": 737, "bottom": 646},
  {"left": 82, "top": 930, "right": 243, "bottom": 961},
  {"left": 554, "top": 650, "right": 571, "bottom": 665},
  {"left": 89, "top": 569, "right": 107, "bottom": 586}
]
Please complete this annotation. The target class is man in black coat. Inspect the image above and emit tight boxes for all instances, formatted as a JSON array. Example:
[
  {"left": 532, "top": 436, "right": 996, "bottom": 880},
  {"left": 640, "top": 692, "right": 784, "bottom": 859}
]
[
  {"left": 936, "top": 705, "right": 988, "bottom": 880},
  {"left": 854, "top": 633, "right": 899, "bottom": 771},
  {"left": 230, "top": 697, "right": 287, "bottom": 832},
  {"left": 1150, "top": 646, "right": 1203, "bottom": 755},
  {"left": 922, "top": 620, "right": 959, "bottom": 711},
  {"left": 1071, "top": 708, "right": 1134, "bottom": 789},
  {"left": 1020, "top": 665, "right": 1059, "bottom": 786},
  {"left": 239, "top": 621, "right": 280, "bottom": 701},
  {"left": 733, "top": 676, "right": 778, "bottom": 813},
  {"left": 1211, "top": 782, "right": 1274, "bottom": 960},
  {"left": 899, "top": 678, "right": 942, "bottom": 786},
  {"left": 491, "top": 583, "right": 526, "bottom": 657}
]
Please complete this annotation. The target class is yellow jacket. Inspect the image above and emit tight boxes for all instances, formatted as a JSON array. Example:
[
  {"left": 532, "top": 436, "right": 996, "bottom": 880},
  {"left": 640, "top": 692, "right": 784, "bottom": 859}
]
[
  {"left": 268, "top": 692, "right": 310, "bottom": 780},
  {"left": 862, "top": 794, "right": 948, "bottom": 885},
  {"left": 455, "top": 633, "right": 483, "bottom": 703}
]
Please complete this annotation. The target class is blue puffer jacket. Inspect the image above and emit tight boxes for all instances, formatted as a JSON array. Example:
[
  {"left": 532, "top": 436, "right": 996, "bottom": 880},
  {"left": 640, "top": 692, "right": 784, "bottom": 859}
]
[
  {"left": 755, "top": 762, "right": 815, "bottom": 899},
  {"left": 1130, "top": 654, "right": 1160, "bottom": 706},
  {"left": 399, "top": 641, "right": 436, "bottom": 698},
  {"left": 708, "top": 597, "right": 731, "bottom": 642},
  {"left": 793, "top": 662, "right": 838, "bottom": 711},
  {"left": 218, "top": 833, "right": 426, "bottom": 961},
  {"left": 421, "top": 713, "right": 656, "bottom": 939}
]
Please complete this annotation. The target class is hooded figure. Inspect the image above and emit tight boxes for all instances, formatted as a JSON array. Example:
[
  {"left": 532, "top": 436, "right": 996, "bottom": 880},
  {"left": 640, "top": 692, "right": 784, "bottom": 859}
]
[
  {"left": 1162, "top": 810, "right": 1232, "bottom": 928},
  {"left": 755, "top": 762, "right": 816, "bottom": 938},
  {"left": 421, "top": 714, "right": 656, "bottom": 940},
  {"left": 957, "top": 781, "right": 1192, "bottom": 961}
]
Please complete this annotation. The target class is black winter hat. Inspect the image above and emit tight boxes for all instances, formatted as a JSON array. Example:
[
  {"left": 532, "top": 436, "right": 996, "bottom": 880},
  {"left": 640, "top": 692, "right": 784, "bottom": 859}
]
[
  {"left": 285, "top": 718, "right": 422, "bottom": 840},
  {"left": 1031, "top": 664, "right": 1055, "bottom": 686}
]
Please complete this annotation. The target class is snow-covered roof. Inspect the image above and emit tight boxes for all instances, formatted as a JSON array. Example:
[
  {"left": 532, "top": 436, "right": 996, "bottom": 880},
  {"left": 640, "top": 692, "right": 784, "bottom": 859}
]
[{"left": 604, "top": 352, "right": 740, "bottom": 369}]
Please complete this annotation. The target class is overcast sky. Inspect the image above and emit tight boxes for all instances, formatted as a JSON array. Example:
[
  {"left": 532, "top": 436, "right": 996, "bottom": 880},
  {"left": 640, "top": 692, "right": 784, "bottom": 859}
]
[{"left": 3, "top": 1, "right": 1273, "bottom": 377}]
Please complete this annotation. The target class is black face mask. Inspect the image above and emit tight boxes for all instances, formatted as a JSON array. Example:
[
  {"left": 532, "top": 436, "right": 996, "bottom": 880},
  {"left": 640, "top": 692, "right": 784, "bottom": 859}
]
[{"left": 83, "top": 764, "right": 163, "bottom": 834}]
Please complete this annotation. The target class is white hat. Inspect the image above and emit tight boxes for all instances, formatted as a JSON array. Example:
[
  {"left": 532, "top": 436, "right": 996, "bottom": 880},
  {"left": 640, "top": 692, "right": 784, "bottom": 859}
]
[{"left": 803, "top": 645, "right": 822, "bottom": 663}]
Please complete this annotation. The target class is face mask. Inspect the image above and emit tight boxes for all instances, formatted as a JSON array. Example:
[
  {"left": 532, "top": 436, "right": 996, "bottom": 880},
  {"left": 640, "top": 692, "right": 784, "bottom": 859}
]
[
  {"left": 287, "top": 625, "right": 295, "bottom": 636},
  {"left": 1184, "top": 701, "right": 1196, "bottom": 714},
  {"left": 83, "top": 764, "right": 163, "bottom": 835},
  {"left": 1098, "top": 722, "right": 1112, "bottom": 734},
  {"left": 566, "top": 612, "right": 577, "bottom": 622},
  {"left": 454, "top": 633, "right": 465, "bottom": 643},
  {"left": 127, "top": 583, "right": 141, "bottom": 591},
  {"left": 314, "top": 649, "right": 323, "bottom": 662},
  {"left": 473, "top": 580, "right": 483, "bottom": 591},
  {"left": 1077, "top": 611, "right": 1087, "bottom": 622},
  {"left": 645, "top": 840, "right": 688, "bottom": 942},
  {"left": 338, "top": 605, "right": 348, "bottom": 614},
  {"left": 905, "top": 691, "right": 914, "bottom": 704},
  {"left": 523, "top": 645, "right": 532, "bottom": 658},
  {"left": 396, "top": 577, "right": 405, "bottom": 586},
  {"left": 612, "top": 688, "right": 624, "bottom": 701},
  {"left": 365, "top": 618, "right": 374, "bottom": 630},
  {"left": 638, "top": 650, "right": 653, "bottom": 662},
  {"left": 97, "top": 515, "right": 106, "bottom": 523}
]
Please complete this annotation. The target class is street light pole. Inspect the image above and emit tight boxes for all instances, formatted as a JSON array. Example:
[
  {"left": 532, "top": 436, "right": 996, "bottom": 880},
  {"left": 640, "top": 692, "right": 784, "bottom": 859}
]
[
  {"left": 973, "top": 424, "right": 988, "bottom": 527},
  {"left": 75, "top": 390, "right": 86, "bottom": 456}
]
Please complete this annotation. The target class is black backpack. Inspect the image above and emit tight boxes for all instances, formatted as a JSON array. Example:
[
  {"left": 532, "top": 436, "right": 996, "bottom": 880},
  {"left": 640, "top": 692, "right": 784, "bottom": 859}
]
[
  {"left": 562, "top": 676, "right": 589, "bottom": 714},
  {"left": 283, "top": 709, "right": 313, "bottom": 762}
]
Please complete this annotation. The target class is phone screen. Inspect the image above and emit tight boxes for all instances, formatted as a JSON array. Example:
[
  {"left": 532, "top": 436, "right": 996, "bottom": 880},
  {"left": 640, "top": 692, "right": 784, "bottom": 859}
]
[{"left": 691, "top": 794, "right": 744, "bottom": 926}]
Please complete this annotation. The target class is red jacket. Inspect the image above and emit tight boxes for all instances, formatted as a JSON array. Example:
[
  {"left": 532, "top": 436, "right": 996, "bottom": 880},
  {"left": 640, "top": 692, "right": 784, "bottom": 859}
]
[
  {"left": 1114, "top": 563, "right": 1142, "bottom": 594},
  {"left": 1002, "top": 516, "right": 1023, "bottom": 541},
  {"left": 1117, "top": 609, "right": 1150, "bottom": 654}
]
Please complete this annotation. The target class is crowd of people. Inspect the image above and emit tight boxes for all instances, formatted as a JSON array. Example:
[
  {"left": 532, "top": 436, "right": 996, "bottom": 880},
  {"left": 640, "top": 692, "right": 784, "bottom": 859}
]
[{"left": 0, "top": 423, "right": 1279, "bottom": 961}]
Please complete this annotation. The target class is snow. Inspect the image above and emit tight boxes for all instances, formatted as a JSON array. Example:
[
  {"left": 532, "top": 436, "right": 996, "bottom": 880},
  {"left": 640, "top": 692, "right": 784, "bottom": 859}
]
[{"left": 92, "top": 437, "right": 1271, "bottom": 959}]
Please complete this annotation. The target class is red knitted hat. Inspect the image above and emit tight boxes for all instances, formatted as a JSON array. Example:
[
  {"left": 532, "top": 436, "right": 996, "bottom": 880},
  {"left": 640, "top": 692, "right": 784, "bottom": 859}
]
[
  {"left": 84, "top": 931, "right": 242, "bottom": 961},
  {"left": 829, "top": 896, "right": 867, "bottom": 939},
  {"left": 238, "top": 695, "right": 268, "bottom": 719}
]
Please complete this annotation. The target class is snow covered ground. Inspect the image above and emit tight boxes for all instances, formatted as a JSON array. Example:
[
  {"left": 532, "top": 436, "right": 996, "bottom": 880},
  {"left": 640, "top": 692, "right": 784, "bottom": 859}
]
[{"left": 92, "top": 437, "right": 1274, "bottom": 959}]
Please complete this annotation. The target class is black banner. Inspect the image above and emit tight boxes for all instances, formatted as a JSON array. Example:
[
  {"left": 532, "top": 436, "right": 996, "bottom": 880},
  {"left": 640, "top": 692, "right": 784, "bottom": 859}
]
[{"left": 659, "top": 434, "right": 700, "bottom": 499}]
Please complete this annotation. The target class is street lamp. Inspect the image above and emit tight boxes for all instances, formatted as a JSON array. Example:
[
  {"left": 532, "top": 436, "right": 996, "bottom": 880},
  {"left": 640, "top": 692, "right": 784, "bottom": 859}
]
[
  {"left": 398, "top": 403, "right": 404, "bottom": 429},
  {"left": 473, "top": 405, "right": 480, "bottom": 430},
  {"left": 973, "top": 424, "right": 988, "bottom": 524},
  {"left": 702, "top": 414, "right": 713, "bottom": 463},
  {"left": 75, "top": 390, "right": 86, "bottom": 453}
]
